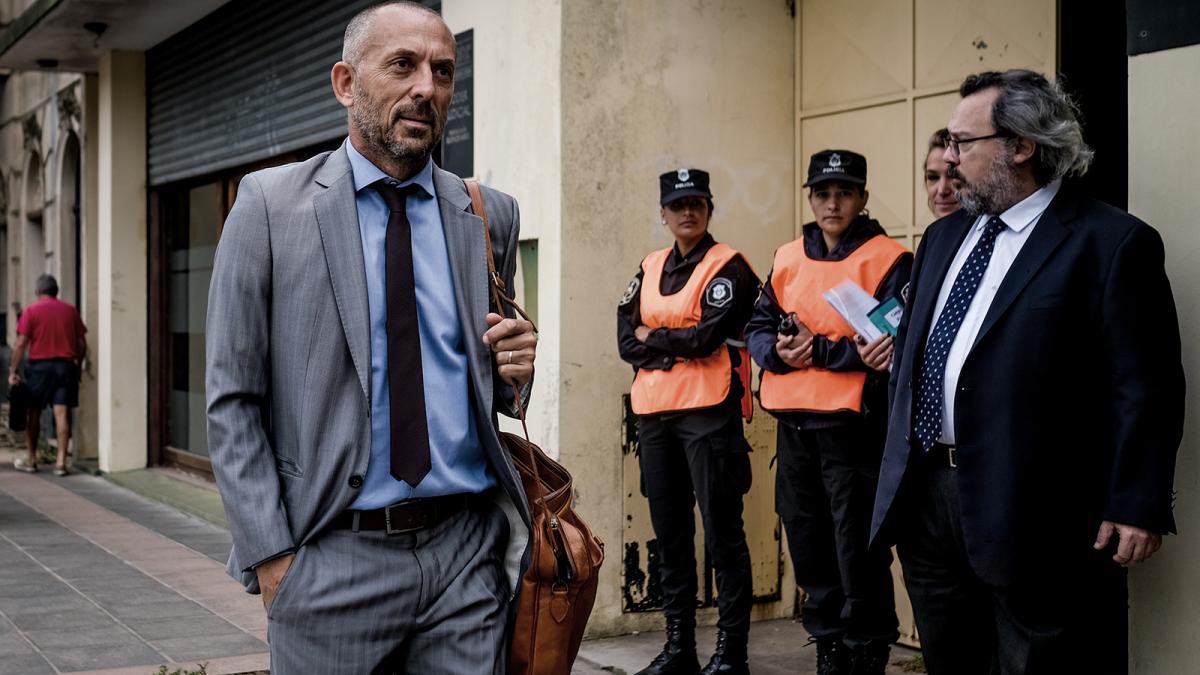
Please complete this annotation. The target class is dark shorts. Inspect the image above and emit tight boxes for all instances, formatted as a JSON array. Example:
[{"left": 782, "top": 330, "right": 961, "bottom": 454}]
[{"left": 25, "top": 359, "right": 79, "bottom": 409}]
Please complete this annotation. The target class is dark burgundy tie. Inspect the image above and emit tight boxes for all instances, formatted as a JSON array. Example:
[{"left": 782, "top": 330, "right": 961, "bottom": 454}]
[{"left": 372, "top": 180, "right": 431, "bottom": 487}]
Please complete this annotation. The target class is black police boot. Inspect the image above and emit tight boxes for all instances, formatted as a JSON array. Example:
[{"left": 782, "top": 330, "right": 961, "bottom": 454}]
[
  {"left": 814, "top": 637, "right": 850, "bottom": 675},
  {"left": 848, "top": 641, "right": 890, "bottom": 675},
  {"left": 634, "top": 618, "right": 700, "bottom": 675},
  {"left": 699, "top": 629, "right": 750, "bottom": 674}
]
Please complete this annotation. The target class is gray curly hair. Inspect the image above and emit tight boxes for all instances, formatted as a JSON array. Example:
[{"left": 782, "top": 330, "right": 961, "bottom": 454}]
[{"left": 960, "top": 69, "right": 1094, "bottom": 185}]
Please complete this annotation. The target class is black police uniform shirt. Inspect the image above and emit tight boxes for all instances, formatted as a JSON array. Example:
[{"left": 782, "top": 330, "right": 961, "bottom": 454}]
[
  {"left": 745, "top": 215, "right": 914, "bottom": 429},
  {"left": 617, "top": 232, "right": 761, "bottom": 415}
]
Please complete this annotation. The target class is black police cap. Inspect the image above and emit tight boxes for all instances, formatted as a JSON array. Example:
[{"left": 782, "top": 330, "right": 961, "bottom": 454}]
[
  {"left": 660, "top": 168, "right": 712, "bottom": 206},
  {"left": 803, "top": 149, "right": 867, "bottom": 188}
]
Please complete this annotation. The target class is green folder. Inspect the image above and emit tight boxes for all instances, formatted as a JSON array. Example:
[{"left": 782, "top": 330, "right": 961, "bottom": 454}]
[{"left": 867, "top": 297, "right": 903, "bottom": 337}]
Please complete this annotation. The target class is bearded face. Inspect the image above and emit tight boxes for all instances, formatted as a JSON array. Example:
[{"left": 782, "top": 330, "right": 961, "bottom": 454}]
[
  {"left": 951, "top": 144, "right": 1020, "bottom": 216},
  {"left": 350, "top": 80, "right": 445, "bottom": 167},
  {"left": 337, "top": 6, "right": 456, "bottom": 173}
]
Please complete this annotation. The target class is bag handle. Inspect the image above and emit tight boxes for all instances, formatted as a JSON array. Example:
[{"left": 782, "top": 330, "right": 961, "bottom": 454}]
[{"left": 464, "top": 179, "right": 552, "bottom": 513}]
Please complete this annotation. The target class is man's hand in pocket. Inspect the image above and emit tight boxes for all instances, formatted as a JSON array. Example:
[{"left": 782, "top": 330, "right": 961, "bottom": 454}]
[{"left": 257, "top": 553, "right": 296, "bottom": 610}]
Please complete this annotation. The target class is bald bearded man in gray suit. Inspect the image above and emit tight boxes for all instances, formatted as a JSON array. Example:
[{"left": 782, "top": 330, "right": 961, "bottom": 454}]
[{"left": 205, "top": 3, "right": 536, "bottom": 673}]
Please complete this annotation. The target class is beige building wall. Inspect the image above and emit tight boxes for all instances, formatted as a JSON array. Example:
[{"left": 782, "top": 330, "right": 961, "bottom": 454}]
[
  {"left": 0, "top": 69, "right": 95, "bottom": 459},
  {"left": 96, "top": 50, "right": 147, "bottom": 473},
  {"left": 797, "top": 0, "right": 1057, "bottom": 246},
  {"left": 0, "top": 71, "right": 86, "bottom": 337},
  {"left": 441, "top": 0, "right": 563, "bottom": 453},
  {"left": 77, "top": 74, "right": 100, "bottom": 463},
  {"left": 561, "top": 0, "right": 796, "bottom": 635},
  {"left": 1127, "top": 42, "right": 1200, "bottom": 674}
]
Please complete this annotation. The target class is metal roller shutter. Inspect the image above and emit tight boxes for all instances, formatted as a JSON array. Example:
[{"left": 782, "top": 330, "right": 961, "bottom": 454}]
[{"left": 147, "top": 0, "right": 377, "bottom": 185}]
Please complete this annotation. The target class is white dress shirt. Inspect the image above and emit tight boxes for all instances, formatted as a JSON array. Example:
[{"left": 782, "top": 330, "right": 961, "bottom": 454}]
[{"left": 930, "top": 179, "right": 1061, "bottom": 443}]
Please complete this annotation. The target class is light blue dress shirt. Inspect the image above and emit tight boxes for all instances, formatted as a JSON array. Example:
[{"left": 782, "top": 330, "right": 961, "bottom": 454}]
[{"left": 345, "top": 142, "right": 493, "bottom": 509}]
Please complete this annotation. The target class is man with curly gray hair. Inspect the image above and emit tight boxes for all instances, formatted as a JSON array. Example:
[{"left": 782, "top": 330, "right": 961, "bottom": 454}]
[{"left": 870, "top": 69, "right": 1184, "bottom": 674}]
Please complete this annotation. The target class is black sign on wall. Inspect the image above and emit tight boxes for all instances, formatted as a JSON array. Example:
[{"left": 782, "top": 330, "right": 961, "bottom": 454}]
[
  {"left": 1127, "top": 0, "right": 1200, "bottom": 55},
  {"left": 442, "top": 29, "right": 474, "bottom": 178}
]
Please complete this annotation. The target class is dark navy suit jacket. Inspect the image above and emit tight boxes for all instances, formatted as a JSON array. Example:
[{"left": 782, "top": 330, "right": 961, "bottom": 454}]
[{"left": 870, "top": 183, "right": 1185, "bottom": 586}]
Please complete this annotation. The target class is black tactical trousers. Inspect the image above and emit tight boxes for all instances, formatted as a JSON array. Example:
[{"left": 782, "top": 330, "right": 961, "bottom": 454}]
[
  {"left": 637, "top": 409, "right": 753, "bottom": 636},
  {"left": 776, "top": 422, "right": 899, "bottom": 647}
]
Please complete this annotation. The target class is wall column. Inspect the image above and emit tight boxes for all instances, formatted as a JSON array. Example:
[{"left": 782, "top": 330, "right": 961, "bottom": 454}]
[
  {"left": 96, "top": 51, "right": 147, "bottom": 472},
  {"left": 1127, "top": 42, "right": 1200, "bottom": 675},
  {"left": 76, "top": 73, "right": 100, "bottom": 463}
]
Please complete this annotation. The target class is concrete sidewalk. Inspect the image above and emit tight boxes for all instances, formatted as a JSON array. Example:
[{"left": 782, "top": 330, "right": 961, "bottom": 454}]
[
  {"left": 0, "top": 451, "right": 921, "bottom": 674},
  {"left": 576, "top": 620, "right": 921, "bottom": 674},
  {"left": 0, "top": 455, "right": 268, "bottom": 674}
]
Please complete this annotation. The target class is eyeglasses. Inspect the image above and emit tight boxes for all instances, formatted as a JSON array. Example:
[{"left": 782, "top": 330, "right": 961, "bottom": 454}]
[{"left": 946, "top": 132, "right": 1010, "bottom": 156}]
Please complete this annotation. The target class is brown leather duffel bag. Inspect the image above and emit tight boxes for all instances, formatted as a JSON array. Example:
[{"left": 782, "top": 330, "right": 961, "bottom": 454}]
[{"left": 466, "top": 179, "right": 605, "bottom": 675}]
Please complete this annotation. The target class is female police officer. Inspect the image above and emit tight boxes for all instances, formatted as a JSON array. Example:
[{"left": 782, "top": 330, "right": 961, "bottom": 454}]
[
  {"left": 746, "top": 150, "right": 912, "bottom": 675},
  {"left": 617, "top": 168, "right": 760, "bottom": 675},
  {"left": 924, "top": 128, "right": 961, "bottom": 219}
]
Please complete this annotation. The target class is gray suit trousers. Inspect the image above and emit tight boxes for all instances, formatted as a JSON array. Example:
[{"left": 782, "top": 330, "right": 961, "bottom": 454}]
[{"left": 266, "top": 499, "right": 511, "bottom": 674}]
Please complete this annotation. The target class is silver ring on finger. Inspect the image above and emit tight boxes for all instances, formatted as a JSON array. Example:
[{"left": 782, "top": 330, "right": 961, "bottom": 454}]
[{"left": 505, "top": 351, "right": 513, "bottom": 365}]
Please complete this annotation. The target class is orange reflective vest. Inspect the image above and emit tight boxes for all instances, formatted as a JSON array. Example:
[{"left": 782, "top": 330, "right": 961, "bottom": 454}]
[
  {"left": 630, "top": 243, "right": 753, "bottom": 417},
  {"left": 759, "top": 234, "right": 907, "bottom": 414}
]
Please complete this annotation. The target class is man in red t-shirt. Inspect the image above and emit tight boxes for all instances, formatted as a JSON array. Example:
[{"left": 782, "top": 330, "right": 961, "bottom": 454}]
[{"left": 8, "top": 274, "right": 87, "bottom": 475}]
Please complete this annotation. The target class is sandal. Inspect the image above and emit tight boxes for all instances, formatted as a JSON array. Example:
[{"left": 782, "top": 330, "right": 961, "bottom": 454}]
[
  {"left": 13, "top": 457, "right": 37, "bottom": 473},
  {"left": 54, "top": 465, "right": 68, "bottom": 476}
]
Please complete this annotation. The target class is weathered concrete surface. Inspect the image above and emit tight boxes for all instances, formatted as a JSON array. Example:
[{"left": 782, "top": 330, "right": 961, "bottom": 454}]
[{"left": 575, "top": 618, "right": 922, "bottom": 674}]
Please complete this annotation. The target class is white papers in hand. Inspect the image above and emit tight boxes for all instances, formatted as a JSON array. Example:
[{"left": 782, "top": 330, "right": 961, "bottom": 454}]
[{"left": 822, "top": 280, "right": 883, "bottom": 342}]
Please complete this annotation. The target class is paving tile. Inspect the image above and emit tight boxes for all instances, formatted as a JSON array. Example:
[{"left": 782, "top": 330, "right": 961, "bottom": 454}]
[
  {"left": 24, "top": 624, "right": 139, "bottom": 649},
  {"left": 70, "top": 575, "right": 160, "bottom": 593},
  {"left": 0, "top": 564, "right": 34, "bottom": 578},
  {"left": 221, "top": 609, "right": 268, "bottom": 633},
  {"left": 40, "top": 551, "right": 120, "bottom": 568},
  {"left": 49, "top": 472, "right": 233, "bottom": 563},
  {"left": 6, "top": 605, "right": 111, "bottom": 630},
  {"left": 124, "top": 613, "right": 246, "bottom": 641},
  {"left": 0, "top": 593, "right": 94, "bottom": 616},
  {"left": 141, "top": 557, "right": 219, "bottom": 574},
  {"left": 18, "top": 541, "right": 89, "bottom": 554},
  {"left": 0, "top": 531, "right": 79, "bottom": 545},
  {"left": 47, "top": 552, "right": 130, "bottom": 569},
  {"left": 1, "top": 471, "right": 275, "bottom": 670},
  {"left": 85, "top": 533, "right": 168, "bottom": 548},
  {"left": 151, "top": 631, "right": 266, "bottom": 662},
  {"left": 86, "top": 587, "right": 184, "bottom": 607},
  {"left": 0, "top": 580, "right": 76, "bottom": 599},
  {"left": 0, "top": 653, "right": 54, "bottom": 675},
  {"left": 57, "top": 562, "right": 141, "bottom": 581},
  {"left": 0, "top": 532, "right": 56, "bottom": 545},
  {"left": 183, "top": 594, "right": 260, "bottom": 619},
  {"left": 106, "top": 600, "right": 207, "bottom": 622},
  {"left": 42, "top": 642, "right": 167, "bottom": 672},
  {"left": 0, "top": 543, "right": 31, "bottom": 555},
  {"left": 147, "top": 564, "right": 226, "bottom": 586},
  {"left": 0, "top": 631, "right": 38, "bottom": 654}
]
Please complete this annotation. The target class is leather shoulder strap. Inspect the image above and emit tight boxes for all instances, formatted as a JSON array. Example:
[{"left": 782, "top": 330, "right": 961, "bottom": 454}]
[
  {"left": 464, "top": 178, "right": 536, "bottom": 329},
  {"left": 464, "top": 178, "right": 540, "bottom": 455}
]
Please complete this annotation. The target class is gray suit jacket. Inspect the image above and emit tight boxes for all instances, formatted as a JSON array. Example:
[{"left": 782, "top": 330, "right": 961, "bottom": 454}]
[{"left": 205, "top": 140, "right": 531, "bottom": 594}]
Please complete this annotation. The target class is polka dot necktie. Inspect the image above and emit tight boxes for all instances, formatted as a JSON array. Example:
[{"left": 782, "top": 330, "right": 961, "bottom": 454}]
[{"left": 913, "top": 216, "right": 1007, "bottom": 452}]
